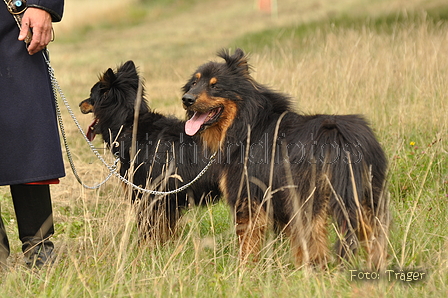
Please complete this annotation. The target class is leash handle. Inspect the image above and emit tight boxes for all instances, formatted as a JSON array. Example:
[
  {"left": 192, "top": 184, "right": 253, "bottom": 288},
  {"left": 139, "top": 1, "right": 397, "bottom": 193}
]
[{"left": 4, "top": 0, "right": 33, "bottom": 47}]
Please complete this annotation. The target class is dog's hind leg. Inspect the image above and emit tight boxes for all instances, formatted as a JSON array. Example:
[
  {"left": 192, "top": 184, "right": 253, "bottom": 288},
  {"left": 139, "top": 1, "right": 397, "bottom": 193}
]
[
  {"left": 235, "top": 198, "right": 268, "bottom": 263},
  {"left": 289, "top": 200, "right": 329, "bottom": 268},
  {"left": 309, "top": 211, "right": 330, "bottom": 267},
  {"left": 358, "top": 191, "right": 390, "bottom": 270},
  {"left": 333, "top": 196, "right": 389, "bottom": 269}
]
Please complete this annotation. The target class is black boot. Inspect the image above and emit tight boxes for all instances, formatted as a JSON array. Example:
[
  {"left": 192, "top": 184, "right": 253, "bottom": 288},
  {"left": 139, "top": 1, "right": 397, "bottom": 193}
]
[
  {"left": 22, "top": 238, "right": 54, "bottom": 269},
  {"left": 10, "top": 184, "right": 55, "bottom": 268},
  {"left": 0, "top": 208, "right": 10, "bottom": 268}
]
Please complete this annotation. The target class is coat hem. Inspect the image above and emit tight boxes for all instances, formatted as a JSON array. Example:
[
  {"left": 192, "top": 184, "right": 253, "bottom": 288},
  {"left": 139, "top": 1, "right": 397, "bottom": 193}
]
[{"left": 0, "top": 173, "right": 65, "bottom": 186}]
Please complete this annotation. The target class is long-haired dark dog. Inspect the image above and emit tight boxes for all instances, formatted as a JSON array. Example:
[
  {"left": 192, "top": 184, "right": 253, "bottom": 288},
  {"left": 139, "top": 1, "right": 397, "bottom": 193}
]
[
  {"left": 181, "top": 49, "right": 389, "bottom": 269},
  {"left": 79, "top": 61, "right": 221, "bottom": 241}
]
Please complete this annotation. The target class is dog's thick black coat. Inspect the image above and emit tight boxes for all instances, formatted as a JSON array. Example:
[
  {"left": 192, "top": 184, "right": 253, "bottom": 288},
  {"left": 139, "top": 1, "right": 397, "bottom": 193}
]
[
  {"left": 80, "top": 61, "right": 221, "bottom": 241},
  {"left": 182, "top": 49, "right": 389, "bottom": 268}
]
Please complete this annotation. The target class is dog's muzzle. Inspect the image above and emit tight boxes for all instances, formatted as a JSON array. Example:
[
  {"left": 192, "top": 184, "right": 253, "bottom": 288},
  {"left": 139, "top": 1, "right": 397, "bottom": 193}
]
[{"left": 182, "top": 93, "right": 196, "bottom": 108}]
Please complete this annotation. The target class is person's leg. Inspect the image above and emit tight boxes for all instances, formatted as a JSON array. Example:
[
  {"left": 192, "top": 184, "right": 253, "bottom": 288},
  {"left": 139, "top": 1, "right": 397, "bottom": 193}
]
[
  {"left": 10, "top": 184, "right": 55, "bottom": 268},
  {"left": 0, "top": 206, "right": 10, "bottom": 267}
]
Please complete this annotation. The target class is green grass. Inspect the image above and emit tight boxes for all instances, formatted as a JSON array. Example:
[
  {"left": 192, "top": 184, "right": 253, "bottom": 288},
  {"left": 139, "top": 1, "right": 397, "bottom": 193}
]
[
  {"left": 1, "top": 0, "right": 448, "bottom": 297},
  {"left": 235, "top": 7, "right": 448, "bottom": 54}
]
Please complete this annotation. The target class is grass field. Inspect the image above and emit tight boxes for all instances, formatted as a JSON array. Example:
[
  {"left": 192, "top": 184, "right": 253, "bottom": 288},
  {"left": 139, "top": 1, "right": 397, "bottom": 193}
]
[{"left": 1, "top": 0, "right": 447, "bottom": 297}]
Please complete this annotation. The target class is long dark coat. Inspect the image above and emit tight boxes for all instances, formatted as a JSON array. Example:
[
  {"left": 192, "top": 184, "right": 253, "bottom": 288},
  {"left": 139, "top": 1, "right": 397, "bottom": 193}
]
[{"left": 0, "top": 1, "right": 65, "bottom": 185}]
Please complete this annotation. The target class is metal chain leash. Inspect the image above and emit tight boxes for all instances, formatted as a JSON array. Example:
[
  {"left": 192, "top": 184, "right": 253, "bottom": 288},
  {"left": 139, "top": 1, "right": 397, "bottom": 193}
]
[
  {"left": 43, "top": 53, "right": 217, "bottom": 195},
  {"left": 44, "top": 52, "right": 121, "bottom": 189}
]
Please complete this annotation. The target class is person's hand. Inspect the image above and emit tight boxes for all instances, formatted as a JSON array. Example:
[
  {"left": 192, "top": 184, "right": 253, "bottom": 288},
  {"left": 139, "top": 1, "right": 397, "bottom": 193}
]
[{"left": 18, "top": 8, "right": 53, "bottom": 55}]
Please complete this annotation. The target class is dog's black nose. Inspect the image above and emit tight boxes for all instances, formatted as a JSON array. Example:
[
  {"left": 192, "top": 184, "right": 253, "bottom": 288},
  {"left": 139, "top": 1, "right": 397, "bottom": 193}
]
[{"left": 182, "top": 93, "right": 196, "bottom": 107}]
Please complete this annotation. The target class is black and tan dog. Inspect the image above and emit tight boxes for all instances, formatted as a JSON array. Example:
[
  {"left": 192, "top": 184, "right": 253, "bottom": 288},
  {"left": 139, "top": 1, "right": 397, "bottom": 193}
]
[
  {"left": 182, "top": 49, "right": 389, "bottom": 269},
  {"left": 79, "top": 61, "right": 221, "bottom": 241}
]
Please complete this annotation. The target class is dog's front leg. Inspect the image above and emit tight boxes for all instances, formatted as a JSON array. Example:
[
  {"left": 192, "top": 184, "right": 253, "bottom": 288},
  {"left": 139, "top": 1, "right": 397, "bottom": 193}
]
[{"left": 235, "top": 197, "right": 268, "bottom": 263}]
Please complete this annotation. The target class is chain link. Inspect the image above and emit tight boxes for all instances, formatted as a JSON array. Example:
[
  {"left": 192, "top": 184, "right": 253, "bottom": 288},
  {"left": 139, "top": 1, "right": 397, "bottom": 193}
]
[{"left": 43, "top": 53, "right": 216, "bottom": 195}]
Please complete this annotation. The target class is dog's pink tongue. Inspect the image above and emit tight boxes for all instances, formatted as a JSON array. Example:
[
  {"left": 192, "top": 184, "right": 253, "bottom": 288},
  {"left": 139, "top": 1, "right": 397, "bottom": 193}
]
[
  {"left": 185, "top": 112, "right": 208, "bottom": 136},
  {"left": 86, "top": 119, "right": 97, "bottom": 141}
]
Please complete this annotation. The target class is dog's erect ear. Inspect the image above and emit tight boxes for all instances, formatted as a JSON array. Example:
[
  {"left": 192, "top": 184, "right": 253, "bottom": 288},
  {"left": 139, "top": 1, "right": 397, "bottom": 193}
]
[
  {"left": 119, "top": 60, "right": 137, "bottom": 75},
  {"left": 218, "top": 48, "right": 250, "bottom": 75},
  {"left": 116, "top": 60, "right": 139, "bottom": 86},
  {"left": 232, "top": 48, "right": 249, "bottom": 72},
  {"left": 101, "top": 68, "right": 116, "bottom": 90}
]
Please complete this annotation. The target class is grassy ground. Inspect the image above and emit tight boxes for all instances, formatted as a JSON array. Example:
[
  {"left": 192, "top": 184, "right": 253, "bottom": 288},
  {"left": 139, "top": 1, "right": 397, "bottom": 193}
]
[{"left": 1, "top": 0, "right": 447, "bottom": 297}]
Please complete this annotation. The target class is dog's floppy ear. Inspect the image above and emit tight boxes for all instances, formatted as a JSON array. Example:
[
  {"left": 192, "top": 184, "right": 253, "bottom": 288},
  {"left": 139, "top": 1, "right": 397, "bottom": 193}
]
[{"left": 218, "top": 48, "right": 250, "bottom": 75}]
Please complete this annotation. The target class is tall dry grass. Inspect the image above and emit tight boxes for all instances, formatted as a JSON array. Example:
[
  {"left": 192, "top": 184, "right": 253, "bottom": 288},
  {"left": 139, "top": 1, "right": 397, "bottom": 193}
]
[{"left": 0, "top": 0, "right": 447, "bottom": 297}]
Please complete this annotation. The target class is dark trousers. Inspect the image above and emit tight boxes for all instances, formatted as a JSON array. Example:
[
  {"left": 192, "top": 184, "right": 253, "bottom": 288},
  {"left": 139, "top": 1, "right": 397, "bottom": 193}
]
[{"left": 0, "top": 184, "right": 54, "bottom": 262}]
